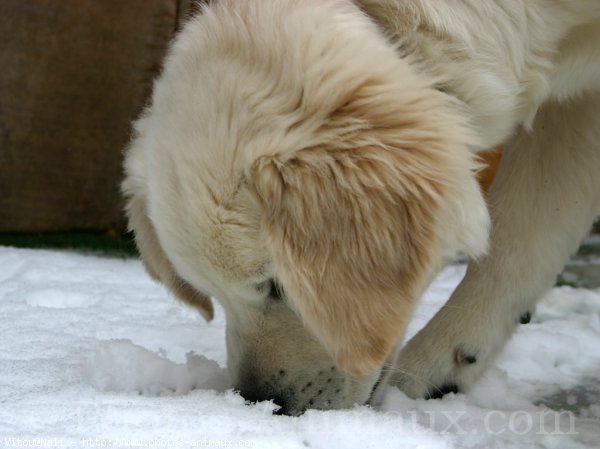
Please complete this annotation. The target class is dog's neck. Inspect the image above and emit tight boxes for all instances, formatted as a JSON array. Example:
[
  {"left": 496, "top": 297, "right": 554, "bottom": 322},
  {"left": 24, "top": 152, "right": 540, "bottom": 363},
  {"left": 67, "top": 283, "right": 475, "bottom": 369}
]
[{"left": 357, "top": 0, "right": 599, "bottom": 151}]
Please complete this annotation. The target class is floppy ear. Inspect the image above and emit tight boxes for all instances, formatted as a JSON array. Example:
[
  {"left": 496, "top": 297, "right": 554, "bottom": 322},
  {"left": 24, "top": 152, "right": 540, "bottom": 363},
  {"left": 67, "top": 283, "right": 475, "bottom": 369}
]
[
  {"left": 251, "top": 148, "right": 435, "bottom": 376},
  {"left": 124, "top": 190, "right": 214, "bottom": 321},
  {"left": 249, "top": 91, "right": 488, "bottom": 377}
]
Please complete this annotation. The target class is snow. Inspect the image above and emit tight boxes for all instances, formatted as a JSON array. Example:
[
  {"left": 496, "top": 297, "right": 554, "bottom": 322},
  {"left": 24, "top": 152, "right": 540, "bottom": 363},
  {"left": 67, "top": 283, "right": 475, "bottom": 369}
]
[{"left": 1, "top": 246, "right": 599, "bottom": 448}]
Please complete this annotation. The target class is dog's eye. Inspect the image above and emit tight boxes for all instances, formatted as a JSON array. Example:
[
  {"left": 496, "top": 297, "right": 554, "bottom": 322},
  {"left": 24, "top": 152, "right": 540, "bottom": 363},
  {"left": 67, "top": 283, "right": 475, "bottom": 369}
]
[
  {"left": 268, "top": 279, "right": 284, "bottom": 301},
  {"left": 256, "top": 278, "right": 284, "bottom": 302}
]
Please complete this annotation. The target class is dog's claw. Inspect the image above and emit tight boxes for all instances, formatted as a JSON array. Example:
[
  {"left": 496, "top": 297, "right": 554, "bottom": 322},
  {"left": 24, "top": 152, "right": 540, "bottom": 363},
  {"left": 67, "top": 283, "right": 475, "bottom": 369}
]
[
  {"left": 519, "top": 311, "right": 531, "bottom": 324},
  {"left": 454, "top": 347, "right": 477, "bottom": 366}
]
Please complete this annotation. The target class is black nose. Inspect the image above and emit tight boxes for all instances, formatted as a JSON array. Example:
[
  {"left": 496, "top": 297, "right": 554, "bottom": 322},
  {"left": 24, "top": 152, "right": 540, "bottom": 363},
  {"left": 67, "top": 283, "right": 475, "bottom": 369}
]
[{"left": 237, "top": 384, "right": 297, "bottom": 416}]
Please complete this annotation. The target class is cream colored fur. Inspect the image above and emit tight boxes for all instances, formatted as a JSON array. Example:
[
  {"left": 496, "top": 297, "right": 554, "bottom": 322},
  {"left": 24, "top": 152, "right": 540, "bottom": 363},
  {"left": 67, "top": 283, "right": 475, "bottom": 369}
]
[{"left": 122, "top": 0, "right": 600, "bottom": 414}]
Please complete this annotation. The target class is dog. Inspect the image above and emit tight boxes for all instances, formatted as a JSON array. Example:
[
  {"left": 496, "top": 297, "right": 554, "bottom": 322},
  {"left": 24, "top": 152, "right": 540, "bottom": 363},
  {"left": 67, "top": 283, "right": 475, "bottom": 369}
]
[{"left": 122, "top": 0, "right": 600, "bottom": 415}]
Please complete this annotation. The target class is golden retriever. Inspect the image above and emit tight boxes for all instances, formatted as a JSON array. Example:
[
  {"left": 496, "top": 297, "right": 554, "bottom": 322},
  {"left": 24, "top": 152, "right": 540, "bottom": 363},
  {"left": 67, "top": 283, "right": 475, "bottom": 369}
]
[{"left": 122, "top": 0, "right": 600, "bottom": 415}]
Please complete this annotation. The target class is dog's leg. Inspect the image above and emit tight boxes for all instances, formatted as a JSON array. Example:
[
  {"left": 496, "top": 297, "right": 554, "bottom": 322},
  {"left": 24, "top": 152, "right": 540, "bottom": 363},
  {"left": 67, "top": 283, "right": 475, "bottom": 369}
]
[{"left": 391, "top": 94, "right": 600, "bottom": 399}]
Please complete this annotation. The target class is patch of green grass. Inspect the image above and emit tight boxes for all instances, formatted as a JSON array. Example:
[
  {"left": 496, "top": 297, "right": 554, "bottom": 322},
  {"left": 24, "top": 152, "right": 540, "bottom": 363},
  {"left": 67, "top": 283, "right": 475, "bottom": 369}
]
[{"left": 0, "top": 231, "right": 138, "bottom": 258}]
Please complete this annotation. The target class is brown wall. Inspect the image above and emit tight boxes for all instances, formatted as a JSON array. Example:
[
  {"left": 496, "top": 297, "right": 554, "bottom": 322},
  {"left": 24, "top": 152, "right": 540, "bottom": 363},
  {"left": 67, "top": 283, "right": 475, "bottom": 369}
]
[{"left": 0, "top": 0, "right": 196, "bottom": 233}]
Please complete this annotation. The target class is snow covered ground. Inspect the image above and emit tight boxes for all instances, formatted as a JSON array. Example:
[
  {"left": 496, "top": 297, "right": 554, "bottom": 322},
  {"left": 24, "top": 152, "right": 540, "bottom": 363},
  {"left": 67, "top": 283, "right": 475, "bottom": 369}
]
[{"left": 1, "top": 246, "right": 599, "bottom": 449}]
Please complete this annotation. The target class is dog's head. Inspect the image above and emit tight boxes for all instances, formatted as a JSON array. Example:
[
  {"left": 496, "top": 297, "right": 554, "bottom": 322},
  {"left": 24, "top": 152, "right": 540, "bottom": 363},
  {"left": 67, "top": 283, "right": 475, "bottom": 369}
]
[{"left": 122, "top": 0, "right": 489, "bottom": 415}]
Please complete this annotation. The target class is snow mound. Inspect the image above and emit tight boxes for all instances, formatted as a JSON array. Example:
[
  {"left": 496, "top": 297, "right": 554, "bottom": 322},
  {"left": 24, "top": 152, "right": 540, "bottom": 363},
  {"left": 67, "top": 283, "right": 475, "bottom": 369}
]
[
  {"left": 26, "top": 288, "right": 100, "bottom": 308},
  {"left": 83, "top": 339, "right": 230, "bottom": 395}
]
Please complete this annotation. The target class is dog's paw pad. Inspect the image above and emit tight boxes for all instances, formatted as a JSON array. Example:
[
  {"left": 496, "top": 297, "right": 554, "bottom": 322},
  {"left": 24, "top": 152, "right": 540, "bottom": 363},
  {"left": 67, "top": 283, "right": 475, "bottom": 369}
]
[
  {"left": 426, "top": 383, "right": 459, "bottom": 399},
  {"left": 519, "top": 311, "right": 532, "bottom": 324}
]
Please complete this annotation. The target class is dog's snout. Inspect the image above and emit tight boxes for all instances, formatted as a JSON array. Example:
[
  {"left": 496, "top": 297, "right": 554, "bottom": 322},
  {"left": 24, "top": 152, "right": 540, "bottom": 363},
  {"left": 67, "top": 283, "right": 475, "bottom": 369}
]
[
  {"left": 236, "top": 381, "right": 297, "bottom": 416},
  {"left": 270, "top": 392, "right": 294, "bottom": 416},
  {"left": 235, "top": 366, "right": 347, "bottom": 415}
]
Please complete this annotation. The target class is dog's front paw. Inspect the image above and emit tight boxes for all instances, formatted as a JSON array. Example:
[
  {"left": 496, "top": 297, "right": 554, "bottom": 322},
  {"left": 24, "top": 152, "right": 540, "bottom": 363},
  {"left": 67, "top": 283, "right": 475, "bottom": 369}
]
[
  {"left": 391, "top": 334, "right": 483, "bottom": 399},
  {"left": 391, "top": 339, "right": 478, "bottom": 399},
  {"left": 389, "top": 304, "right": 515, "bottom": 399}
]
